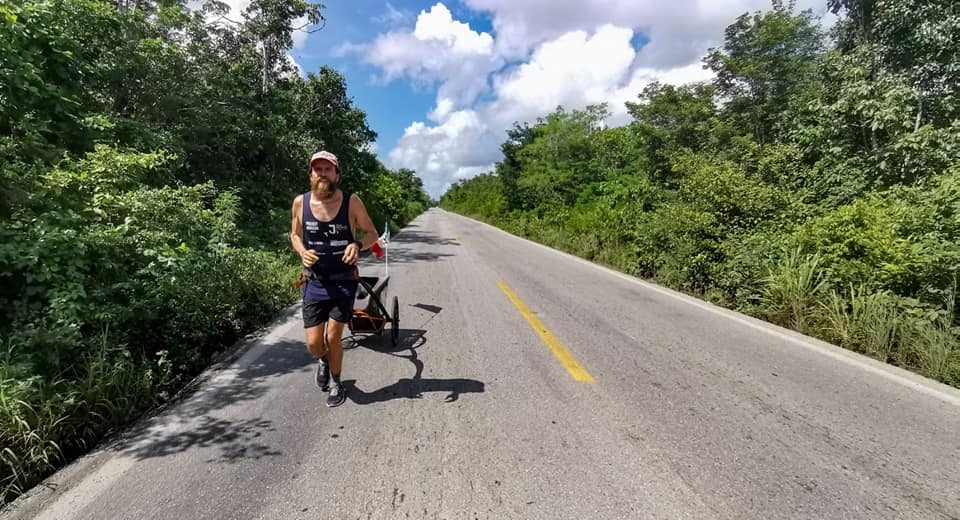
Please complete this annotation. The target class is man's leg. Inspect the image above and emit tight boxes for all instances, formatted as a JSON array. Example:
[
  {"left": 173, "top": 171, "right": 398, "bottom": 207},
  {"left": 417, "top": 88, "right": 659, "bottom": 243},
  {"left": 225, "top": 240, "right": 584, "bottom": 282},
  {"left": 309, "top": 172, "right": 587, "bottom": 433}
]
[
  {"left": 325, "top": 318, "right": 346, "bottom": 381},
  {"left": 323, "top": 318, "right": 347, "bottom": 407},
  {"left": 305, "top": 324, "right": 328, "bottom": 358},
  {"left": 323, "top": 296, "right": 354, "bottom": 407},
  {"left": 303, "top": 300, "right": 332, "bottom": 391}
]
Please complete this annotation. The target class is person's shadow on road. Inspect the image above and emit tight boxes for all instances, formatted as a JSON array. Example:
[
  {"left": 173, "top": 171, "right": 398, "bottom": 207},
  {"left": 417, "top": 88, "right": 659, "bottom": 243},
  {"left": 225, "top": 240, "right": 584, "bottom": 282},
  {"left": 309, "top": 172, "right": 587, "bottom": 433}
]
[
  {"left": 343, "top": 304, "right": 484, "bottom": 404},
  {"left": 342, "top": 377, "right": 484, "bottom": 404}
]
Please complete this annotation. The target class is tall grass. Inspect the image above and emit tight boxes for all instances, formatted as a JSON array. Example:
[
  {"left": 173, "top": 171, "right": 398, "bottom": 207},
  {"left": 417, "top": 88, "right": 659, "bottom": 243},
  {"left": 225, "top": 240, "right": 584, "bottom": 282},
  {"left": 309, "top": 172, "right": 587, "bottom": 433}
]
[
  {"left": 820, "top": 287, "right": 901, "bottom": 361},
  {"left": 0, "top": 248, "right": 298, "bottom": 506},
  {"left": 904, "top": 319, "right": 960, "bottom": 385},
  {"left": 761, "top": 246, "right": 828, "bottom": 334},
  {"left": 0, "top": 331, "right": 171, "bottom": 503},
  {"left": 900, "top": 287, "right": 960, "bottom": 385},
  {"left": 457, "top": 209, "right": 960, "bottom": 390},
  {"left": 759, "top": 248, "right": 959, "bottom": 385},
  {"left": 0, "top": 375, "right": 65, "bottom": 502}
]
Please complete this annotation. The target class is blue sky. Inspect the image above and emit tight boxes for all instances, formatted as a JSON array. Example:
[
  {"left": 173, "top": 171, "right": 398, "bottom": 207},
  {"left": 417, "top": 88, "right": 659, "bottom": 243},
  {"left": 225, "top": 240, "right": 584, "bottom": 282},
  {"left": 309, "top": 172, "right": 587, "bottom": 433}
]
[
  {"left": 289, "top": 0, "right": 503, "bottom": 177},
  {"left": 291, "top": 1, "right": 475, "bottom": 163},
  {"left": 276, "top": 0, "right": 833, "bottom": 199}
]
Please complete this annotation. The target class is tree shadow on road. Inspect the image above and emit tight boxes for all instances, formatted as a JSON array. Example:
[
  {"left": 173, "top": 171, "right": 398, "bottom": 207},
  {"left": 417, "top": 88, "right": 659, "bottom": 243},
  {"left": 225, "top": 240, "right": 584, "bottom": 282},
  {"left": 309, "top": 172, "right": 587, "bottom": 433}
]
[
  {"left": 392, "top": 227, "right": 460, "bottom": 247},
  {"left": 113, "top": 334, "right": 313, "bottom": 464},
  {"left": 108, "top": 294, "right": 483, "bottom": 462},
  {"left": 360, "top": 223, "right": 458, "bottom": 265}
]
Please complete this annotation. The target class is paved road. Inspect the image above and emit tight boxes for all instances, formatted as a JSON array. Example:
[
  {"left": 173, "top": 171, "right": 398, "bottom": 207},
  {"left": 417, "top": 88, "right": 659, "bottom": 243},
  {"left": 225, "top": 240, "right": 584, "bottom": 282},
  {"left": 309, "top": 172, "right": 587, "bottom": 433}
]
[{"left": 4, "top": 208, "right": 960, "bottom": 520}]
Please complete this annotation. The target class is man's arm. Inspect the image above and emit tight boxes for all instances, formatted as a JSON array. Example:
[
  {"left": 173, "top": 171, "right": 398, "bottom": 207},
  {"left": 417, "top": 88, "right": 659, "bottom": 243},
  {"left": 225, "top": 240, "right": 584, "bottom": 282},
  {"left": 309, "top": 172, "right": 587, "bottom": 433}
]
[
  {"left": 342, "top": 194, "right": 378, "bottom": 266},
  {"left": 290, "top": 195, "right": 305, "bottom": 254},
  {"left": 290, "top": 195, "right": 317, "bottom": 267},
  {"left": 349, "top": 194, "right": 379, "bottom": 249}
]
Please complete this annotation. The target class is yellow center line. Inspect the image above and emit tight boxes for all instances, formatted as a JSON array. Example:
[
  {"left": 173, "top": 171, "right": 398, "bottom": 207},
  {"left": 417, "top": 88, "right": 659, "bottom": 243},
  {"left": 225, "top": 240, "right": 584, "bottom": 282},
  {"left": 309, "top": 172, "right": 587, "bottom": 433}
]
[{"left": 497, "top": 281, "right": 595, "bottom": 383}]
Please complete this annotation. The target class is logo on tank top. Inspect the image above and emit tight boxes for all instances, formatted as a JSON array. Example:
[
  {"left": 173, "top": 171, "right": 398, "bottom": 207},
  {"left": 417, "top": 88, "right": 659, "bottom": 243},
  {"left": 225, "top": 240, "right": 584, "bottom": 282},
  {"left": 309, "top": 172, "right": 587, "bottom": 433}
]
[
  {"left": 325, "top": 223, "right": 349, "bottom": 236},
  {"left": 304, "top": 222, "right": 348, "bottom": 235}
]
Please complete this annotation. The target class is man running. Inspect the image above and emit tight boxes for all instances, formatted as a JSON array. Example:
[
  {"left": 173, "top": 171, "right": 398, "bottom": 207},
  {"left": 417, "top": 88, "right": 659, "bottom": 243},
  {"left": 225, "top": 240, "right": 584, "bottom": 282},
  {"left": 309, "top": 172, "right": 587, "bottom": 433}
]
[{"left": 290, "top": 150, "right": 379, "bottom": 407}]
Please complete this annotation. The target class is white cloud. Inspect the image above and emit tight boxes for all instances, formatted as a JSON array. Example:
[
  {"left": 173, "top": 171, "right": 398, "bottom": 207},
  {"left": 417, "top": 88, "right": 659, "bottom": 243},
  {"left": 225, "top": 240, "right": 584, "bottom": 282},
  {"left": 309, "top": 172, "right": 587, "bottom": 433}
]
[
  {"left": 357, "top": 0, "right": 837, "bottom": 199},
  {"left": 362, "top": 141, "right": 379, "bottom": 154},
  {"left": 291, "top": 16, "right": 310, "bottom": 49},
  {"left": 414, "top": 3, "right": 493, "bottom": 54},
  {"left": 387, "top": 109, "right": 503, "bottom": 197},
  {"left": 429, "top": 97, "right": 455, "bottom": 122},
  {"left": 489, "top": 25, "right": 637, "bottom": 120},
  {"left": 463, "top": 0, "right": 831, "bottom": 66},
  {"left": 342, "top": 3, "right": 502, "bottom": 108},
  {"left": 605, "top": 62, "right": 717, "bottom": 125},
  {"left": 374, "top": 2, "right": 414, "bottom": 27},
  {"left": 385, "top": 25, "right": 714, "bottom": 198},
  {"left": 285, "top": 54, "right": 303, "bottom": 77}
]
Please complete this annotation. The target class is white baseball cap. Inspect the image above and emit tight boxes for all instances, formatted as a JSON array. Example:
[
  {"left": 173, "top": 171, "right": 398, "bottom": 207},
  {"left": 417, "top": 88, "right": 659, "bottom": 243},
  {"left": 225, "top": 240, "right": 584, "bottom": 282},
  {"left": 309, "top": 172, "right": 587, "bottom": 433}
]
[{"left": 309, "top": 150, "right": 338, "bottom": 167}]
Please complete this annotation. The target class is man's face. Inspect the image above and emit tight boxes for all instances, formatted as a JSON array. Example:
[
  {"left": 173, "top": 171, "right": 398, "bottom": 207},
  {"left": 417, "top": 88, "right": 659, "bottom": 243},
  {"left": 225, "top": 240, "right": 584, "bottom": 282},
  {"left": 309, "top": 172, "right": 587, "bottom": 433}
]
[{"left": 310, "top": 160, "right": 338, "bottom": 197}]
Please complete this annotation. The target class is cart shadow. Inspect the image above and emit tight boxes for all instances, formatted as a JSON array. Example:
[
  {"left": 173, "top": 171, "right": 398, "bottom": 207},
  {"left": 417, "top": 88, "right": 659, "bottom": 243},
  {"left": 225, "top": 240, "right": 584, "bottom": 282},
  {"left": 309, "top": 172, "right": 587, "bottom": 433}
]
[
  {"left": 344, "top": 328, "right": 425, "bottom": 354},
  {"left": 411, "top": 303, "right": 442, "bottom": 314},
  {"left": 342, "top": 377, "right": 484, "bottom": 404},
  {"left": 343, "top": 328, "right": 484, "bottom": 405},
  {"left": 345, "top": 328, "right": 427, "bottom": 380}
]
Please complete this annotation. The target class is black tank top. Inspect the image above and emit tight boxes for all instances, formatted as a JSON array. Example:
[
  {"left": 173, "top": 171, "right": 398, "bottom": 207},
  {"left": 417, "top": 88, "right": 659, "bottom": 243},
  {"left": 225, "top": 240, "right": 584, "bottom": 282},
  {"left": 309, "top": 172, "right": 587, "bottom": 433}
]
[{"left": 301, "top": 190, "right": 358, "bottom": 300}]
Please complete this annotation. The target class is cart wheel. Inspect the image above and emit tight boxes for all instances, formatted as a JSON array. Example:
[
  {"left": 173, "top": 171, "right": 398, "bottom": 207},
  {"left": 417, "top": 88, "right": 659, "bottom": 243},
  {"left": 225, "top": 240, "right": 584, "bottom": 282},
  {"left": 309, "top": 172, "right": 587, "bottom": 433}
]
[{"left": 391, "top": 296, "right": 399, "bottom": 346}]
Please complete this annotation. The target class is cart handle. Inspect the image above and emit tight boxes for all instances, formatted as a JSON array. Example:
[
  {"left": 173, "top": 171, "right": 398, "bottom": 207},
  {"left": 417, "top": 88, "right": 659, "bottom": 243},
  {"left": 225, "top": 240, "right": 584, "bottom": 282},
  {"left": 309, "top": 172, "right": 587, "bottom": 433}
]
[{"left": 358, "top": 277, "right": 392, "bottom": 318}]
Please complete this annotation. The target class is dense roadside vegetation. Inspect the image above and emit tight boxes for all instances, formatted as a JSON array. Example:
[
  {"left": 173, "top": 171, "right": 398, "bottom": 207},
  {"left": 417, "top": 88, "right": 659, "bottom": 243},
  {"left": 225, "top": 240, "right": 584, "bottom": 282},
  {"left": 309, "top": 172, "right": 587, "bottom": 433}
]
[
  {"left": 441, "top": 0, "right": 960, "bottom": 388},
  {"left": 1, "top": 0, "right": 430, "bottom": 504}
]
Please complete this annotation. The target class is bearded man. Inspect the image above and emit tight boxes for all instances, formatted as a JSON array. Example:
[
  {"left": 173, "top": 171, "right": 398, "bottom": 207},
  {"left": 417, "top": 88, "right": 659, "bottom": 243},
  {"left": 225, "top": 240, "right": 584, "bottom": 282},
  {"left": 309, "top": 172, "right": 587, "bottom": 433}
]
[{"left": 289, "top": 151, "right": 379, "bottom": 407}]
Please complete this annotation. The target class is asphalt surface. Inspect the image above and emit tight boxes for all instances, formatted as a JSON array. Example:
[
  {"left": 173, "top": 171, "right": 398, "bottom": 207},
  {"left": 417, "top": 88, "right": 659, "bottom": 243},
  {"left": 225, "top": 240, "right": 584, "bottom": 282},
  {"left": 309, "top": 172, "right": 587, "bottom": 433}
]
[{"left": 4, "top": 207, "right": 960, "bottom": 520}]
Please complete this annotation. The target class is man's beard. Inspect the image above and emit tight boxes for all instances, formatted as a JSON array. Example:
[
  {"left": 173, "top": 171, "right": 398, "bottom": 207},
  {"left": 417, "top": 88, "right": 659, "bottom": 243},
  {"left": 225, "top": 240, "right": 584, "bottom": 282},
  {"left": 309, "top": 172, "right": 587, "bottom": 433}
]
[{"left": 310, "top": 176, "right": 337, "bottom": 199}]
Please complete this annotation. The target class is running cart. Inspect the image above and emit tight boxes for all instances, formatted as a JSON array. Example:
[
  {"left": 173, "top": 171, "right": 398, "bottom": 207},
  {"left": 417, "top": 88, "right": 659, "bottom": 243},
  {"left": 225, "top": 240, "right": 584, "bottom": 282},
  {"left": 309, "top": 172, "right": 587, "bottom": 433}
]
[
  {"left": 347, "top": 226, "right": 398, "bottom": 346},
  {"left": 349, "top": 275, "right": 399, "bottom": 346}
]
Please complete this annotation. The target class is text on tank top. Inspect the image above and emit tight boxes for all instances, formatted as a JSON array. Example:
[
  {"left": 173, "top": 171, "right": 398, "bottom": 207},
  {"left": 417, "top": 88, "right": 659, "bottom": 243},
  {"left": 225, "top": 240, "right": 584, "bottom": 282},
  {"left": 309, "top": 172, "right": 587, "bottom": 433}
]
[{"left": 302, "top": 190, "right": 357, "bottom": 300}]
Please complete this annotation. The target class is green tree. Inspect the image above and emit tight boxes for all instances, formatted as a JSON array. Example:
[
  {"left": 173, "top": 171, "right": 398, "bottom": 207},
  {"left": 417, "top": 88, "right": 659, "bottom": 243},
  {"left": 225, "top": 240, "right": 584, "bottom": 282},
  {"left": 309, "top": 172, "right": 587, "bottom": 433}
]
[
  {"left": 496, "top": 121, "right": 536, "bottom": 211},
  {"left": 704, "top": 0, "right": 825, "bottom": 144},
  {"left": 513, "top": 104, "right": 609, "bottom": 209},
  {"left": 0, "top": 0, "right": 428, "bottom": 503},
  {"left": 626, "top": 81, "right": 718, "bottom": 186}
]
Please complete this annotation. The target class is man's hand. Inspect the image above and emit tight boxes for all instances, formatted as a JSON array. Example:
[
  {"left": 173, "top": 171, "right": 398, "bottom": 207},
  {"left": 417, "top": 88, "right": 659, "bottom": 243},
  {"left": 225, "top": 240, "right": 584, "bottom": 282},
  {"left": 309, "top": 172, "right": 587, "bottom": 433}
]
[
  {"left": 342, "top": 242, "right": 361, "bottom": 265},
  {"left": 301, "top": 249, "right": 318, "bottom": 267}
]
